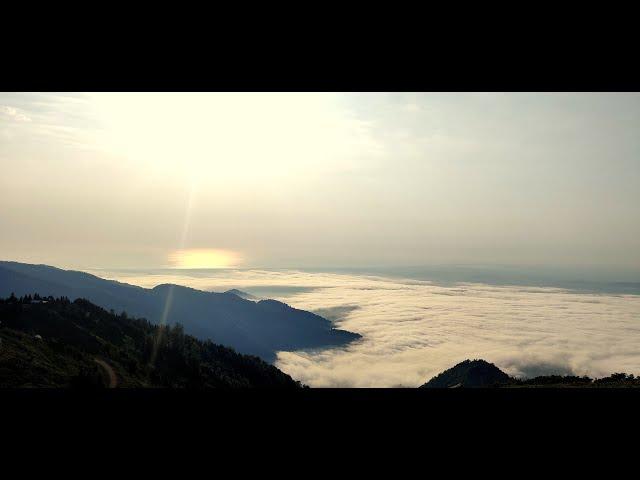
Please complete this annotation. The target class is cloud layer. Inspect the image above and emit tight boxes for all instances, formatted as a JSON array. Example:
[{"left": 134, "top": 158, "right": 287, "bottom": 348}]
[{"left": 97, "top": 268, "right": 640, "bottom": 387}]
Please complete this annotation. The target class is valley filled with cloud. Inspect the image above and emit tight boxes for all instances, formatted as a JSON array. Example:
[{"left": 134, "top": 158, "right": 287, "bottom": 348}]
[{"left": 97, "top": 268, "right": 640, "bottom": 387}]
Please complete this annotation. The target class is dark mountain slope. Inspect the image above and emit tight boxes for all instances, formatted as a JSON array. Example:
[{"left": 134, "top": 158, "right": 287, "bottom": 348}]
[
  {"left": 421, "top": 359, "right": 640, "bottom": 388},
  {"left": 0, "top": 295, "right": 302, "bottom": 388},
  {"left": 421, "top": 359, "right": 511, "bottom": 388},
  {"left": 0, "top": 261, "right": 360, "bottom": 362}
]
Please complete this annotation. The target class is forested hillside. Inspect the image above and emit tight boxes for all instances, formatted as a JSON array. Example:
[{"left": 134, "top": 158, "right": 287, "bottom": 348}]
[
  {"left": 0, "top": 294, "right": 303, "bottom": 388},
  {"left": 421, "top": 359, "right": 640, "bottom": 388}
]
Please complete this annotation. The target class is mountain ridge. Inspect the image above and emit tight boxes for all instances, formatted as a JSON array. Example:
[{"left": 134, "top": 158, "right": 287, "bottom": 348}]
[
  {"left": 0, "top": 261, "right": 361, "bottom": 362},
  {"left": 421, "top": 359, "right": 510, "bottom": 388},
  {"left": 421, "top": 359, "right": 640, "bottom": 388},
  {"left": 224, "top": 289, "right": 258, "bottom": 300}
]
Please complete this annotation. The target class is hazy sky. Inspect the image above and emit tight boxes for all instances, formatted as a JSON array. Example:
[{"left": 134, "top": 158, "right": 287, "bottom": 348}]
[{"left": 1, "top": 92, "right": 639, "bottom": 270}]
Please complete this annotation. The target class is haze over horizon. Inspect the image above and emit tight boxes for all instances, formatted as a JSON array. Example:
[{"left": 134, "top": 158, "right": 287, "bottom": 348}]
[{"left": 2, "top": 92, "right": 640, "bottom": 272}]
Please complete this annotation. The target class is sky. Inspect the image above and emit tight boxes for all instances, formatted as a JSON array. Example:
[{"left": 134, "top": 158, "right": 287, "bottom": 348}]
[{"left": 1, "top": 92, "right": 639, "bottom": 271}]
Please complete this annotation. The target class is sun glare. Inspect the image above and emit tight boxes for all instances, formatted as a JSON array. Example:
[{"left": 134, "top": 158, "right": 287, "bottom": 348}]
[
  {"left": 168, "top": 249, "right": 240, "bottom": 269},
  {"left": 85, "top": 93, "right": 381, "bottom": 183}
]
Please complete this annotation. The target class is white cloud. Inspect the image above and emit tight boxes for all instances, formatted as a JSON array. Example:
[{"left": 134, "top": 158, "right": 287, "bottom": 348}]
[
  {"left": 0, "top": 105, "right": 31, "bottom": 122},
  {"left": 94, "top": 268, "right": 640, "bottom": 387}
]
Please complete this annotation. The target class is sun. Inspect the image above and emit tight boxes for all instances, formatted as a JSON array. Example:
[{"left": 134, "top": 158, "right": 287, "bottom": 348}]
[{"left": 168, "top": 249, "right": 240, "bottom": 269}]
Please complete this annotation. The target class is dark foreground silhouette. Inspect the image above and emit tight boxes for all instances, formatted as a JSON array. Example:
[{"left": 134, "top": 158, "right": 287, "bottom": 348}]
[
  {"left": 0, "top": 261, "right": 360, "bottom": 362},
  {"left": 421, "top": 359, "right": 640, "bottom": 388},
  {"left": 0, "top": 294, "right": 302, "bottom": 388}
]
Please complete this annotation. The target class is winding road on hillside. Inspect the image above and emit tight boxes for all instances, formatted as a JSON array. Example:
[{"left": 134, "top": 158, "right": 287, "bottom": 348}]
[{"left": 94, "top": 358, "right": 118, "bottom": 388}]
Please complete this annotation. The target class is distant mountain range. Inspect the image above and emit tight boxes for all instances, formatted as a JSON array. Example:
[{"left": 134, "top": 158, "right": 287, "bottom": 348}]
[
  {"left": 0, "top": 261, "right": 360, "bottom": 362},
  {"left": 421, "top": 359, "right": 640, "bottom": 388},
  {"left": 224, "top": 289, "right": 258, "bottom": 301}
]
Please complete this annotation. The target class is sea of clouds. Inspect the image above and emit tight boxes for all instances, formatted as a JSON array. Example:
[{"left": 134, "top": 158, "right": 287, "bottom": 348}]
[{"left": 95, "top": 268, "right": 640, "bottom": 387}]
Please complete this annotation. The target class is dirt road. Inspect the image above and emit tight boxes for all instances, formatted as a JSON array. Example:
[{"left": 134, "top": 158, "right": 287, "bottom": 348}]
[{"left": 94, "top": 358, "right": 118, "bottom": 388}]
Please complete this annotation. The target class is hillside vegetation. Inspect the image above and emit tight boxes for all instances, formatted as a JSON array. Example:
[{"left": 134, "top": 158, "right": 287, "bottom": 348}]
[
  {"left": 0, "top": 294, "right": 302, "bottom": 388},
  {"left": 421, "top": 359, "right": 640, "bottom": 388}
]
